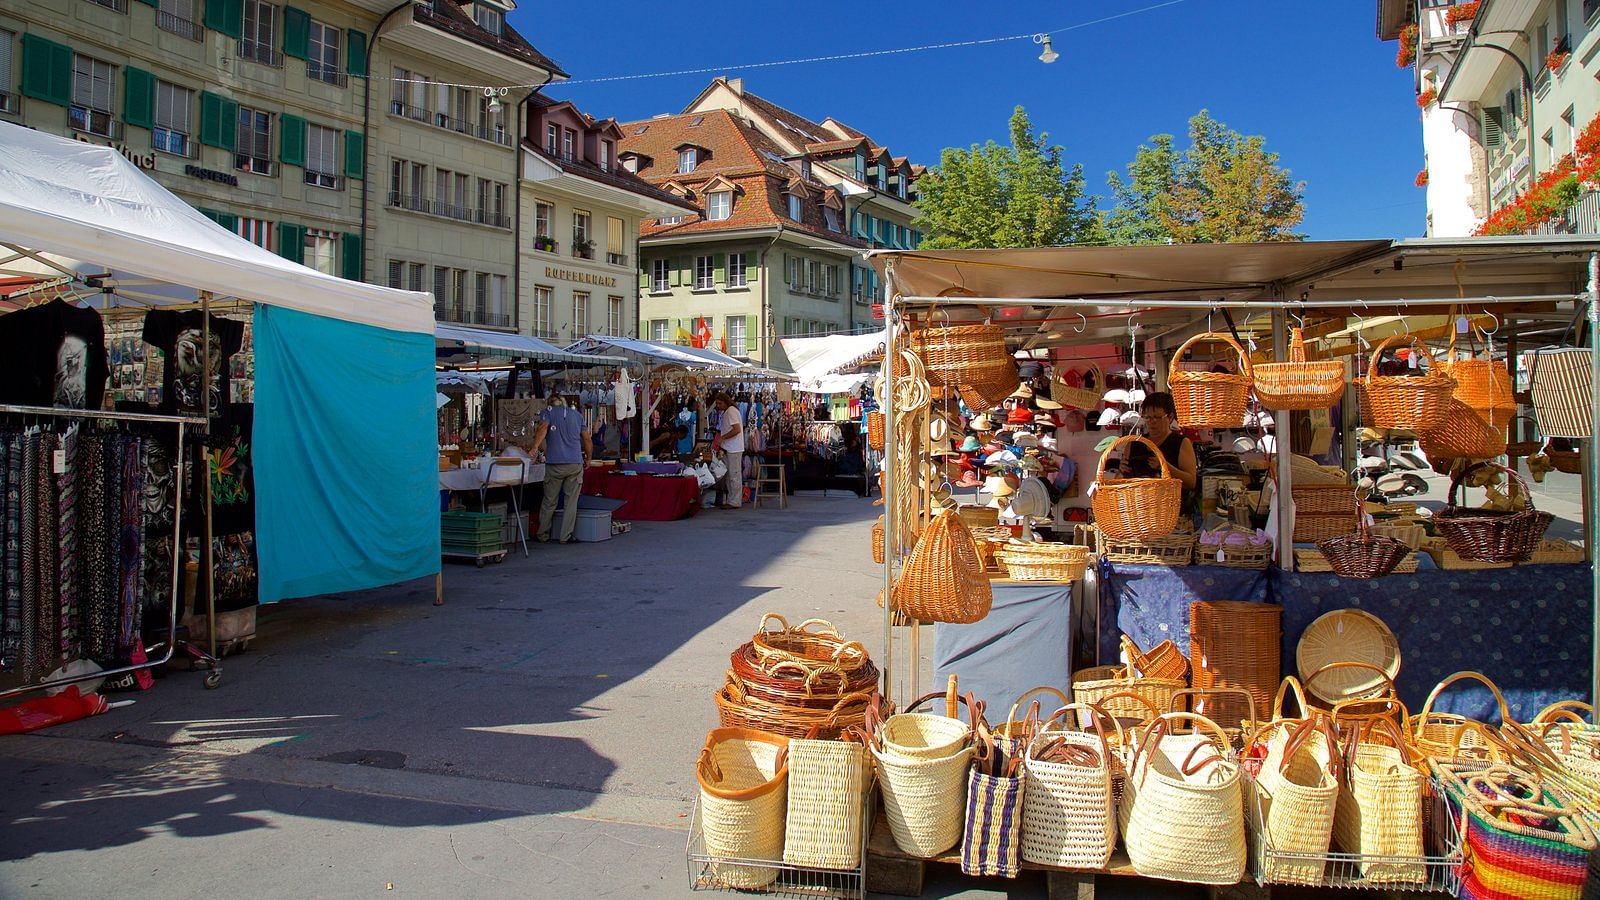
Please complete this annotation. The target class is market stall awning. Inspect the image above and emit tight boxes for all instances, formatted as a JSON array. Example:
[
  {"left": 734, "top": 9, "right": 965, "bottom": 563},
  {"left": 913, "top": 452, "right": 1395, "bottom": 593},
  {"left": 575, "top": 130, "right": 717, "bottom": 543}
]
[
  {"left": 781, "top": 330, "right": 888, "bottom": 381},
  {"left": 568, "top": 335, "right": 752, "bottom": 369},
  {"left": 0, "top": 122, "right": 434, "bottom": 334},
  {"left": 436, "top": 323, "right": 624, "bottom": 366}
]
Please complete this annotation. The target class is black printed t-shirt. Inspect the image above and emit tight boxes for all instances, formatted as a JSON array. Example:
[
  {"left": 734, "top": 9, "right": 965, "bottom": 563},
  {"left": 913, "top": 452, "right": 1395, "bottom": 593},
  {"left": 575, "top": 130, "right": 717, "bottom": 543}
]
[
  {"left": 0, "top": 300, "right": 110, "bottom": 408},
  {"left": 141, "top": 310, "right": 244, "bottom": 418}
]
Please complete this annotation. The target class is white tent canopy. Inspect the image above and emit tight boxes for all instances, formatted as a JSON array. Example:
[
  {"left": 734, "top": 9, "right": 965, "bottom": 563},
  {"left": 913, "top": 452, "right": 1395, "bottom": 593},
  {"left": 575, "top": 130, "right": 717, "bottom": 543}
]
[
  {"left": 781, "top": 330, "right": 887, "bottom": 382},
  {"left": 436, "top": 323, "right": 624, "bottom": 366},
  {"left": 0, "top": 122, "right": 433, "bottom": 333},
  {"left": 568, "top": 335, "right": 751, "bottom": 369}
]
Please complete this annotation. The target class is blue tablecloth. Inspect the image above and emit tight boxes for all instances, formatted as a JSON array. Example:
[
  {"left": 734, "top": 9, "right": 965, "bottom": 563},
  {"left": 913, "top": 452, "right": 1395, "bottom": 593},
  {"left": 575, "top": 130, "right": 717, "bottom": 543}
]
[
  {"left": 1100, "top": 561, "right": 1593, "bottom": 721},
  {"left": 935, "top": 580, "right": 1074, "bottom": 717}
]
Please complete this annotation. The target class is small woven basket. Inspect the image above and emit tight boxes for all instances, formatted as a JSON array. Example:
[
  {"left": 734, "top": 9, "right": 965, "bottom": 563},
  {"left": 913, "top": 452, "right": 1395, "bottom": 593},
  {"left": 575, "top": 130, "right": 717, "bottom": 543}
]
[
  {"left": 1408, "top": 670, "right": 1511, "bottom": 764},
  {"left": 1121, "top": 635, "right": 1190, "bottom": 682},
  {"left": 1072, "top": 665, "right": 1184, "bottom": 725},
  {"left": 995, "top": 542, "right": 1089, "bottom": 582},
  {"left": 1091, "top": 435, "right": 1182, "bottom": 541},
  {"left": 1169, "top": 332, "right": 1254, "bottom": 428},
  {"left": 1317, "top": 509, "right": 1409, "bottom": 579},
  {"left": 1052, "top": 362, "right": 1103, "bottom": 409},
  {"left": 1418, "top": 394, "right": 1506, "bottom": 460},
  {"left": 1195, "top": 538, "right": 1272, "bottom": 569},
  {"left": 1252, "top": 327, "right": 1346, "bottom": 410},
  {"left": 1292, "top": 483, "right": 1358, "bottom": 516},
  {"left": 1092, "top": 525, "right": 1196, "bottom": 565},
  {"left": 1433, "top": 463, "right": 1553, "bottom": 562},
  {"left": 749, "top": 614, "right": 873, "bottom": 673},
  {"left": 866, "top": 411, "right": 885, "bottom": 450},
  {"left": 1355, "top": 334, "right": 1455, "bottom": 430},
  {"left": 1293, "top": 512, "right": 1355, "bottom": 545}
]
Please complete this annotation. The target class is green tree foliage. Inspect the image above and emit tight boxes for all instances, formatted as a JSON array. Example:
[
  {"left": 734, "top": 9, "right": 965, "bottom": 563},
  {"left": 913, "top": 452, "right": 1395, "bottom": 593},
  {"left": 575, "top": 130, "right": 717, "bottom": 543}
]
[
  {"left": 1106, "top": 110, "right": 1306, "bottom": 244},
  {"left": 913, "top": 106, "right": 1101, "bottom": 249}
]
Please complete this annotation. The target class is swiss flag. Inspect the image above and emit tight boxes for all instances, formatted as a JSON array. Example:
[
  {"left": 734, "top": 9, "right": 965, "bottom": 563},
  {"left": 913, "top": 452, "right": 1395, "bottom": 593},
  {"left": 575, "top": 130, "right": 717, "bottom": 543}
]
[{"left": 693, "top": 317, "right": 713, "bottom": 348}]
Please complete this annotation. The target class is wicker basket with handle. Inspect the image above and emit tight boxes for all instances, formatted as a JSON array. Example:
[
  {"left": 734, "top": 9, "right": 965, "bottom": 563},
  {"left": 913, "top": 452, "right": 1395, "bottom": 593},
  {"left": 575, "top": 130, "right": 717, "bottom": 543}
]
[
  {"left": 1072, "top": 665, "right": 1184, "bottom": 726},
  {"left": 1250, "top": 717, "right": 1341, "bottom": 886},
  {"left": 1252, "top": 327, "right": 1346, "bottom": 410},
  {"left": 911, "top": 321, "right": 1011, "bottom": 388},
  {"left": 1121, "top": 634, "right": 1190, "bottom": 682},
  {"left": 750, "top": 614, "right": 873, "bottom": 673},
  {"left": 1169, "top": 332, "right": 1255, "bottom": 428},
  {"left": 995, "top": 542, "right": 1090, "bottom": 582},
  {"left": 1292, "top": 483, "right": 1358, "bottom": 516},
  {"left": 1333, "top": 718, "right": 1427, "bottom": 884},
  {"left": 1317, "top": 508, "right": 1410, "bottom": 579},
  {"left": 889, "top": 508, "right": 993, "bottom": 624},
  {"left": 1189, "top": 600, "right": 1280, "bottom": 732},
  {"left": 697, "top": 727, "right": 792, "bottom": 889},
  {"left": 1409, "top": 670, "right": 1512, "bottom": 764},
  {"left": 1118, "top": 712, "right": 1247, "bottom": 885},
  {"left": 1090, "top": 525, "right": 1196, "bottom": 565},
  {"left": 1355, "top": 333, "right": 1455, "bottom": 430},
  {"left": 1433, "top": 463, "right": 1553, "bottom": 562},
  {"left": 1091, "top": 435, "right": 1182, "bottom": 540},
  {"left": 782, "top": 725, "right": 872, "bottom": 868},
  {"left": 1020, "top": 704, "right": 1123, "bottom": 870},
  {"left": 1052, "top": 362, "right": 1104, "bottom": 410}
]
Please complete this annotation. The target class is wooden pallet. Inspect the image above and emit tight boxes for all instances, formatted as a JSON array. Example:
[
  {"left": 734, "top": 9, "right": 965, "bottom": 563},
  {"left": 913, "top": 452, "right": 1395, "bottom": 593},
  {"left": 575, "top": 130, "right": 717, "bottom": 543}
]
[{"left": 865, "top": 811, "right": 1267, "bottom": 899}]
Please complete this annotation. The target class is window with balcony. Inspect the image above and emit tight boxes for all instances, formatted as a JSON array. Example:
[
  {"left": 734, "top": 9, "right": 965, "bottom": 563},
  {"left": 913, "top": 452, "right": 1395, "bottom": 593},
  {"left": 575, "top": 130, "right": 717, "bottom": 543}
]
[
  {"left": 0, "top": 29, "right": 16, "bottom": 114},
  {"left": 678, "top": 147, "right": 697, "bottom": 173},
  {"left": 433, "top": 266, "right": 451, "bottom": 317},
  {"left": 388, "top": 157, "right": 427, "bottom": 211},
  {"left": 157, "top": 0, "right": 202, "bottom": 39},
  {"left": 606, "top": 216, "right": 625, "bottom": 265},
  {"left": 707, "top": 190, "right": 731, "bottom": 221},
  {"left": 572, "top": 290, "right": 590, "bottom": 335},
  {"left": 533, "top": 201, "right": 554, "bottom": 250},
  {"left": 728, "top": 252, "right": 747, "bottom": 288},
  {"left": 451, "top": 268, "right": 468, "bottom": 319},
  {"left": 607, "top": 295, "right": 623, "bottom": 335},
  {"left": 307, "top": 20, "right": 343, "bottom": 85},
  {"left": 572, "top": 209, "right": 592, "bottom": 258},
  {"left": 85, "top": 0, "right": 127, "bottom": 10},
  {"left": 490, "top": 182, "right": 508, "bottom": 228},
  {"left": 726, "top": 316, "right": 747, "bottom": 356},
  {"left": 303, "top": 229, "right": 337, "bottom": 275},
  {"left": 489, "top": 274, "right": 509, "bottom": 327},
  {"left": 651, "top": 259, "right": 670, "bottom": 293},
  {"left": 235, "top": 106, "right": 273, "bottom": 174},
  {"left": 304, "top": 124, "right": 340, "bottom": 188},
  {"left": 152, "top": 80, "right": 193, "bottom": 156},
  {"left": 71, "top": 55, "right": 117, "bottom": 139},
  {"left": 240, "top": 1, "right": 280, "bottom": 66},
  {"left": 562, "top": 127, "right": 576, "bottom": 161},
  {"left": 532, "top": 285, "right": 553, "bottom": 337},
  {"left": 472, "top": 3, "right": 503, "bottom": 35},
  {"left": 694, "top": 255, "right": 715, "bottom": 290},
  {"left": 477, "top": 94, "right": 506, "bottom": 144},
  {"left": 391, "top": 67, "right": 429, "bottom": 119}
]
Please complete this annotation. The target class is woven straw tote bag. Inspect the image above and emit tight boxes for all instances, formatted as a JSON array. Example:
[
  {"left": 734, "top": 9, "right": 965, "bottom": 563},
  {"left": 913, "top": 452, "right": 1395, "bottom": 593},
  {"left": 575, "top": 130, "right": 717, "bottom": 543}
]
[
  {"left": 697, "top": 727, "right": 791, "bottom": 888},
  {"left": 1250, "top": 717, "right": 1341, "bottom": 886},
  {"left": 1020, "top": 704, "right": 1122, "bottom": 870},
  {"left": 1118, "top": 712, "right": 1247, "bottom": 885},
  {"left": 1332, "top": 718, "right": 1426, "bottom": 884},
  {"left": 890, "top": 508, "right": 992, "bottom": 624},
  {"left": 782, "top": 726, "right": 871, "bottom": 868}
]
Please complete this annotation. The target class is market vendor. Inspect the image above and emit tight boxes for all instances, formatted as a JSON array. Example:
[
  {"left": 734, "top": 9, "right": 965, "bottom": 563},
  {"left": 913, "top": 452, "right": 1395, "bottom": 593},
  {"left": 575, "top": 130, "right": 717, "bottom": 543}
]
[
  {"left": 1120, "top": 391, "right": 1198, "bottom": 516},
  {"left": 651, "top": 423, "right": 686, "bottom": 457}
]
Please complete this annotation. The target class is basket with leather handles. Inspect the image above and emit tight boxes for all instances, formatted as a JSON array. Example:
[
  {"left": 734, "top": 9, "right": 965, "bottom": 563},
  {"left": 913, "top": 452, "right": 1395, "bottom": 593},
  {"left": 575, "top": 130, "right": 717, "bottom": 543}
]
[
  {"left": 1433, "top": 463, "right": 1553, "bottom": 562},
  {"left": 1091, "top": 435, "right": 1182, "bottom": 541},
  {"left": 1355, "top": 333, "right": 1456, "bottom": 430},
  {"left": 1252, "top": 327, "right": 1346, "bottom": 411},
  {"left": 1316, "top": 504, "right": 1410, "bottom": 579},
  {"left": 1169, "top": 332, "right": 1255, "bottom": 428}
]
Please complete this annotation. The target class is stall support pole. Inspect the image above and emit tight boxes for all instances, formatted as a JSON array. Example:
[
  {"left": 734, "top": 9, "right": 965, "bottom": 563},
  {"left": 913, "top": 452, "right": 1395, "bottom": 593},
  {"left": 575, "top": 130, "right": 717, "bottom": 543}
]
[
  {"left": 1588, "top": 251, "right": 1599, "bottom": 707},
  {"left": 880, "top": 262, "right": 898, "bottom": 707},
  {"left": 200, "top": 290, "right": 217, "bottom": 661},
  {"left": 1271, "top": 306, "right": 1294, "bottom": 570}
]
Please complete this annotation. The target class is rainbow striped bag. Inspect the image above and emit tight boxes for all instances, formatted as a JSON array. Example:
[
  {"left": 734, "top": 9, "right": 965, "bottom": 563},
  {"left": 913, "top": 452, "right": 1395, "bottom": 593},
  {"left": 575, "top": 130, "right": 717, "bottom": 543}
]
[{"left": 1438, "top": 762, "right": 1597, "bottom": 900}]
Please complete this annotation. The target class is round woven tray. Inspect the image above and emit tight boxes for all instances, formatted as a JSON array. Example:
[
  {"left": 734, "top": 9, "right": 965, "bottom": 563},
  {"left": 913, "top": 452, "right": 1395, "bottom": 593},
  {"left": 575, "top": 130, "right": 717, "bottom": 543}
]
[{"left": 1296, "top": 609, "right": 1401, "bottom": 705}]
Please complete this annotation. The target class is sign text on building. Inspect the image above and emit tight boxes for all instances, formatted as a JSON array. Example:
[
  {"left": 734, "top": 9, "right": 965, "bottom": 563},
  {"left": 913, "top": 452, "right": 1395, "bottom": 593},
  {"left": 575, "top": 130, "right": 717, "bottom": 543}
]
[
  {"left": 544, "top": 266, "right": 617, "bottom": 288},
  {"left": 184, "top": 164, "right": 240, "bottom": 187}
]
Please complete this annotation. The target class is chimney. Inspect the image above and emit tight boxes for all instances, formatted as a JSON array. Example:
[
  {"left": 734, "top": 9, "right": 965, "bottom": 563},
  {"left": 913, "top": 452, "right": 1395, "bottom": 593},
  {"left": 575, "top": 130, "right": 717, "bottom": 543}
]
[{"left": 727, "top": 77, "right": 743, "bottom": 94}]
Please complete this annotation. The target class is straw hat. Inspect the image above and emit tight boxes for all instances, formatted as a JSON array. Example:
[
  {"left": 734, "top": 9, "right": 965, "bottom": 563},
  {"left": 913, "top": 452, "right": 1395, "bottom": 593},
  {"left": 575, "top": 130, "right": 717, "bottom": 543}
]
[
  {"left": 1034, "top": 412, "right": 1061, "bottom": 428},
  {"left": 1034, "top": 397, "right": 1063, "bottom": 410},
  {"left": 991, "top": 478, "right": 1017, "bottom": 499},
  {"left": 1013, "top": 432, "right": 1040, "bottom": 449},
  {"left": 959, "top": 435, "right": 982, "bottom": 452},
  {"left": 1010, "top": 384, "right": 1035, "bottom": 400},
  {"left": 969, "top": 414, "right": 995, "bottom": 432}
]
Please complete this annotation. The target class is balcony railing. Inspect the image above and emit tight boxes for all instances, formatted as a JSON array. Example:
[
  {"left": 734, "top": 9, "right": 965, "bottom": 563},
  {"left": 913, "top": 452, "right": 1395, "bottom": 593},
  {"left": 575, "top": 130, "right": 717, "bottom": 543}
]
[
  {"left": 85, "top": 0, "right": 126, "bottom": 11},
  {"left": 572, "top": 243, "right": 594, "bottom": 260},
  {"left": 532, "top": 328, "right": 558, "bottom": 340},
  {"left": 237, "top": 39, "right": 282, "bottom": 67},
  {"left": 479, "top": 311, "right": 513, "bottom": 328},
  {"left": 157, "top": 10, "right": 203, "bottom": 40},
  {"left": 606, "top": 252, "right": 628, "bottom": 266},
  {"left": 70, "top": 107, "right": 119, "bottom": 139},
  {"left": 389, "top": 100, "right": 433, "bottom": 121},
  {"left": 433, "top": 112, "right": 473, "bottom": 135},
  {"left": 475, "top": 121, "right": 511, "bottom": 146},
  {"left": 388, "top": 191, "right": 430, "bottom": 213},
  {"left": 307, "top": 62, "right": 347, "bottom": 87},
  {"left": 1553, "top": 189, "right": 1600, "bottom": 235},
  {"left": 235, "top": 154, "right": 275, "bottom": 176}
]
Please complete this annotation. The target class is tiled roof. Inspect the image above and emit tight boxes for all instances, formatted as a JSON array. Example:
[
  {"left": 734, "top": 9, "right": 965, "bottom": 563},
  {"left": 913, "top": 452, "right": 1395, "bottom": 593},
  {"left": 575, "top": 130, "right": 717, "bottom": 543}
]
[
  {"left": 805, "top": 138, "right": 869, "bottom": 156},
  {"left": 415, "top": 1, "right": 568, "bottom": 78},
  {"left": 524, "top": 143, "right": 698, "bottom": 212},
  {"left": 618, "top": 110, "right": 866, "bottom": 247}
]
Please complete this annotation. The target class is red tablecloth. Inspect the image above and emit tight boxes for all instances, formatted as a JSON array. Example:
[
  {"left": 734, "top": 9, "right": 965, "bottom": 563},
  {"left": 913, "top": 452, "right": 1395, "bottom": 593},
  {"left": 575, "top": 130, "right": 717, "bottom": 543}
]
[{"left": 582, "top": 468, "right": 700, "bottom": 521}]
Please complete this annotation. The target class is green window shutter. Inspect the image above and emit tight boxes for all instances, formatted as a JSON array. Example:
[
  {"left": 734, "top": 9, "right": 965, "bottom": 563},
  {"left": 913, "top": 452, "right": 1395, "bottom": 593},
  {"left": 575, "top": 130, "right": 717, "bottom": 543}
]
[
  {"left": 638, "top": 269, "right": 649, "bottom": 290},
  {"left": 203, "top": 0, "right": 244, "bottom": 38},
  {"left": 276, "top": 223, "right": 304, "bottom": 264},
  {"left": 21, "top": 34, "right": 72, "bottom": 108},
  {"left": 746, "top": 314, "right": 758, "bottom": 353},
  {"left": 216, "top": 211, "right": 239, "bottom": 232},
  {"left": 346, "top": 29, "right": 368, "bottom": 77},
  {"left": 1483, "top": 107, "right": 1504, "bottom": 149},
  {"left": 279, "top": 113, "right": 305, "bottom": 166},
  {"left": 713, "top": 253, "right": 725, "bottom": 285},
  {"left": 199, "top": 92, "right": 238, "bottom": 150},
  {"left": 343, "top": 130, "right": 364, "bottom": 179},
  {"left": 670, "top": 259, "right": 683, "bottom": 287},
  {"left": 744, "top": 255, "right": 757, "bottom": 283},
  {"left": 134, "top": 0, "right": 158, "bottom": 6},
  {"left": 197, "top": 207, "right": 222, "bottom": 226},
  {"left": 340, "top": 232, "right": 362, "bottom": 281},
  {"left": 282, "top": 6, "right": 311, "bottom": 60},
  {"left": 123, "top": 66, "right": 155, "bottom": 130}
]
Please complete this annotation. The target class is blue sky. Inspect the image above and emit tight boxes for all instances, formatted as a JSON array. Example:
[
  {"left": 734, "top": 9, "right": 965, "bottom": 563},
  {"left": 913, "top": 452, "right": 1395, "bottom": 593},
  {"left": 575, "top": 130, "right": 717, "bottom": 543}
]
[{"left": 510, "top": 0, "right": 1425, "bottom": 241}]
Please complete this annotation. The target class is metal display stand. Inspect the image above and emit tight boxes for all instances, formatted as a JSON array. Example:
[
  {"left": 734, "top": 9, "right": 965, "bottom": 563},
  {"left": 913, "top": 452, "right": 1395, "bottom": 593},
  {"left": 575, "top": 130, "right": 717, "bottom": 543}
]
[
  {"left": 685, "top": 788, "right": 874, "bottom": 900},
  {"left": 0, "top": 403, "right": 219, "bottom": 697}
]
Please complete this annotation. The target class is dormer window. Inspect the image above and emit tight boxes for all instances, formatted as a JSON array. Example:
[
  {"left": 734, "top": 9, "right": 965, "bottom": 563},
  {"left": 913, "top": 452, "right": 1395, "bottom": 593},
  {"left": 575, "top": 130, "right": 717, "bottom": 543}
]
[
  {"left": 787, "top": 194, "right": 802, "bottom": 221},
  {"left": 472, "top": 3, "right": 503, "bottom": 36},
  {"left": 563, "top": 128, "right": 576, "bottom": 161},
  {"left": 823, "top": 207, "right": 839, "bottom": 232},
  {"left": 678, "top": 148, "right": 698, "bottom": 173},
  {"left": 546, "top": 123, "right": 559, "bottom": 156},
  {"left": 707, "top": 190, "right": 732, "bottom": 221},
  {"left": 600, "top": 140, "right": 612, "bottom": 172},
  {"left": 854, "top": 150, "right": 867, "bottom": 182},
  {"left": 897, "top": 167, "right": 909, "bottom": 199}
]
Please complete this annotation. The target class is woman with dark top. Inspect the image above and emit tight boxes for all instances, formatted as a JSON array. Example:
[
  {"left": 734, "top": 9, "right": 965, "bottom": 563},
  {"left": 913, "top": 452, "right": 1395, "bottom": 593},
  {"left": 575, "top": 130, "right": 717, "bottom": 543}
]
[{"left": 1121, "top": 391, "right": 1199, "bottom": 516}]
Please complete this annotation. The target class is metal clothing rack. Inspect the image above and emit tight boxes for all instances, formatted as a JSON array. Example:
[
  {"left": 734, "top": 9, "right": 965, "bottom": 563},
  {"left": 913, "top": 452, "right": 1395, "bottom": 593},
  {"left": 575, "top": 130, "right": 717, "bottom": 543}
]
[{"left": 0, "top": 404, "right": 219, "bottom": 698}]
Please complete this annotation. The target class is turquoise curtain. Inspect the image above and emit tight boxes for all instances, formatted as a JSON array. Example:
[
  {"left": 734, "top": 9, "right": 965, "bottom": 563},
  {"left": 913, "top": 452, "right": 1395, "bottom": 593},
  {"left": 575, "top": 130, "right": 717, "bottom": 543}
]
[{"left": 253, "top": 305, "right": 439, "bottom": 601}]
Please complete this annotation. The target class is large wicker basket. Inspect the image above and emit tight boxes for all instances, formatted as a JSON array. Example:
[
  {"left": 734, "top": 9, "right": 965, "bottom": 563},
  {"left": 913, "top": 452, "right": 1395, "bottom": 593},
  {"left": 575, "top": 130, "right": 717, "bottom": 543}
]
[
  {"left": 1291, "top": 483, "right": 1358, "bottom": 516},
  {"left": 1169, "top": 332, "right": 1254, "bottom": 428},
  {"left": 1092, "top": 435, "right": 1182, "bottom": 540},
  {"left": 1355, "top": 334, "right": 1455, "bottom": 430},
  {"left": 911, "top": 322, "right": 1011, "bottom": 388},
  {"left": 1189, "top": 600, "right": 1280, "bottom": 731},
  {"left": 1433, "top": 463, "right": 1553, "bottom": 562},
  {"left": 1252, "top": 327, "right": 1346, "bottom": 410}
]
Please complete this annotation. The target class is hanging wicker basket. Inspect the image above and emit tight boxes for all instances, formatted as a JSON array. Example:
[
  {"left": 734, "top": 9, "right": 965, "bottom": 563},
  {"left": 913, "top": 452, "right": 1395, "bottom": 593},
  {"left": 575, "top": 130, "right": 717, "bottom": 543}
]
[
  {"left": 1433, "top": 463, "right": 1553, "bottom": 562},
  {"left": 1169, "top": 332, "right": 1255, "bottom": 428},
  {"left": 890, "top": 508, "right": 993, "bottom": 624},
  {"left": 911, "top": 322, "right": 1011, "bottom": 388},
  {"left": 1417, "top": 394, "right": 1506, "bottom": 460},
  {"left": 1091, "top": 435, "right": 1181, "bottom": 541},
  {"left": 1316, "top": 508, "right": 1410, "bottom": 579},
  {"left": 1252, "top": 327, "right": 1346, "bottom": 410},
  {"left": 1052, "top": 362, "right": 1104, "bottom": 410},
  {"left": 1355, "top": 334, "right": 1455, "bottom": 430},
  {"left": 866, "top": 411, "right": 885, "bottom": 450}
]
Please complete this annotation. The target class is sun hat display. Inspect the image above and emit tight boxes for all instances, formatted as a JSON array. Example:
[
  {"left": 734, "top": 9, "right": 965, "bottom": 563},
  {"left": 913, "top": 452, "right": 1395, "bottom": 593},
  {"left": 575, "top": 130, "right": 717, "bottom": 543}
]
[
  {"left": 1034, "top": 397, "right": 1063, "bottom": 410},
  {"left": 1033, "top": 412, "right": 1060, "bottom": 428},
  {"left": 1103, "top": 389, "right": 1131, "bottom": 405},
  {"left": 1040, "top": 434, "right": 1058, "bottom": 451},
  {"left": 1119, "top": 410, "right": 1143, "bottom": 427},
  {"left": 993, "top": 479, "right": 1018, "bottom": 498},
  {"left": 985, "top": 449, "right": 1020, "bottom": 467},
  {"left": 960, "top": 436, "right": 982, "bottom": 452},
  {"left": 1062, "top": 410, "right": 1086, "bottom": 433},
  {"left": 970, "top": 414, "right": 995, "bottom": 432},
  {"left": 983, "top": 441, "right": 1005, "bottom": 455}
]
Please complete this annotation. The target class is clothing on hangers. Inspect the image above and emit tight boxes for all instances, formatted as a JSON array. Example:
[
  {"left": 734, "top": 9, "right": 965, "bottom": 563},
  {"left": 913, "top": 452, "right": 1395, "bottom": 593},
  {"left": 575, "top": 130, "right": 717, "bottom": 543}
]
[{"left": 0, "top": 299, "right": 111, "bottom": 409}]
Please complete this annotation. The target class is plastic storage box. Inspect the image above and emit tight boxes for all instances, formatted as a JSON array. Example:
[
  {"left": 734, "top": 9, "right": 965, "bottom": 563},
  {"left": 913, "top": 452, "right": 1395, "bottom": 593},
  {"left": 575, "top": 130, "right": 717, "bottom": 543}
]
[{"left": 575, "top": 508, "right": 612, "bottom": 542}]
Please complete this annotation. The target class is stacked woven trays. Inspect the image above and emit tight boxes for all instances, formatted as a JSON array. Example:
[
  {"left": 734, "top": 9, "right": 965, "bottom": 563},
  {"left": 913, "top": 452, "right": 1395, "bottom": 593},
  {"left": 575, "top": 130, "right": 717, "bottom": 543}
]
[
  {"left": 717, "top": 614, "right": 878, "bottom": 739},
  {"left": 995, "top": 542, "right": 1090, "bottom": 582}
]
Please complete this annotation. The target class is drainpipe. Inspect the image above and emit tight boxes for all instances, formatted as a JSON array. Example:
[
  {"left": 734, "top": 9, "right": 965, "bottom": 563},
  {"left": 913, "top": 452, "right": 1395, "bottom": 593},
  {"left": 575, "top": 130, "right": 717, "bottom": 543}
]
[
  {"left": 759, "top": 226, "right": 785, "bottom": 367},
  {"left": 513, "top": 72, "right": 555, "bottom": 334},
  {"left": 359, "top": 2, "right": 414, "bottom": 283}
]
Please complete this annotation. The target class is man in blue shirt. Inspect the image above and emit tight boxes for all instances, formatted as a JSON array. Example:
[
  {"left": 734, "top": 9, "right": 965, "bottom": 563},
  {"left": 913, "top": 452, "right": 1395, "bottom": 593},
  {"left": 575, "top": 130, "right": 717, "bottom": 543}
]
[{"left": 530, "top": 395, "right": 592, "bottom": 543}]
